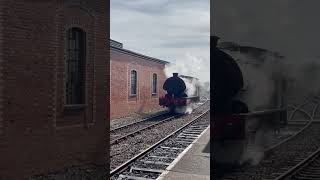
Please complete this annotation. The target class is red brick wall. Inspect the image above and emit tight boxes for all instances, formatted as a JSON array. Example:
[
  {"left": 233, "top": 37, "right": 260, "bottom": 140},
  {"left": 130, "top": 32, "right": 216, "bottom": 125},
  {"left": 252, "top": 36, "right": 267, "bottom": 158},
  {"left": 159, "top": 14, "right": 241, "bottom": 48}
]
[
  {"left": 0, "top": 1, "right": 109, "bottom": 179},
  {"left": 110, "top": 48, "right": 167, "bottom": 119},
  {"left": 0, "top": 0, "right": 4, "bottom": 138}
]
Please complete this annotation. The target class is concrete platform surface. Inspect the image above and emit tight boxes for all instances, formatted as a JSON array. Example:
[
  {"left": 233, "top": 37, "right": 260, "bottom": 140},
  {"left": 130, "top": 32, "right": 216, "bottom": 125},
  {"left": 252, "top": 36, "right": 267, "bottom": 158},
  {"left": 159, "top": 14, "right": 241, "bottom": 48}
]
[{"left": 158, "top": 126, "right": 210, "bottom": 180}]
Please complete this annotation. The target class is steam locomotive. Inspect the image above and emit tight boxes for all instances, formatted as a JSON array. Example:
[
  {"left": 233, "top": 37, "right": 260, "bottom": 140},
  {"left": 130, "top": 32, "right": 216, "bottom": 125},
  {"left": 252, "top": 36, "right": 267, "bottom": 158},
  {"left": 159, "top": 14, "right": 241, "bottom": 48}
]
[
  {"left": 212, "top": 35, "right": 287, "bottom": 167},
  {"left": 212, "top": 35, "right": 249, "bottom": 165},
  {"left": 159, "top": 73, "right": 199, "bottom": 113}
]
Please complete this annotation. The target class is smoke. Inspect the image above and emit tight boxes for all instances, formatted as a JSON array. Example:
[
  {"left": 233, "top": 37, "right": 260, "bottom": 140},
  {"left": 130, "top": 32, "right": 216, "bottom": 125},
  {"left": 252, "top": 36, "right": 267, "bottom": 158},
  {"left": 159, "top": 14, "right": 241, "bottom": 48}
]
[
  {"left": 164, "top": 53, "right": 210, "bottom": 99},
  {"left": 223, "top": 43, "right": 320, "bottom": 111},
  {"left": 240, "top": 62, "right": 275, "bottom": 110},
  {"left": 240, "top": 119, "right": 276, "bottom": 165},
  {"left": 282, "top": 56, "right": 320, "bottom": 103},
  {"left": 224, "top": 50, "right": 281, "bottom": 110},
  {"left": 175, "top": 78, "right": 199, "bottom": 114},
  {"left": 174, "top": 103, "right": 198, "bottom": 114},
  {"left": 163, "top": 53, "right": 210, "bottom": 113},
  {"left": 164, "top": 53, "right": 210, "bottom": 83},
  {"left": 180, "top": 77, "right": 199, "bottom": 97}
]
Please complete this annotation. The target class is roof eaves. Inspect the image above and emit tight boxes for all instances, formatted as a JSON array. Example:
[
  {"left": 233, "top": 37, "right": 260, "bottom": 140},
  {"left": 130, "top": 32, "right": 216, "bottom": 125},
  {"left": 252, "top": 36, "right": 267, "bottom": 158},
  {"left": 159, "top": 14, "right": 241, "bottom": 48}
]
[{"left": 111, "top": 46, "right": 170, "bottom": 64}]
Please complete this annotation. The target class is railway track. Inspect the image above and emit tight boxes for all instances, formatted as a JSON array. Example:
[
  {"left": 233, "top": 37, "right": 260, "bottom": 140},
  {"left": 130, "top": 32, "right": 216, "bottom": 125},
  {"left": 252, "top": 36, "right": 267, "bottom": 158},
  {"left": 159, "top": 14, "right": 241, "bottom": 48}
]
[
  {"left": 110, "top": 110, "right": 210, "bottom": 180},
  {"left": 215, "top": 120, "right": 320, "bottom": 180},
  {"left": 110, "top": 101, "right": 210, "bottom": 170},
  {"left": 110, "top": 98, "right": 208, "bottom": 131},
  {"left": 110, "top": 100, "right": 208, "bottom": 145},
  {"left": 110, "top": 113, "right": 178, "bottom": 144},
  {"left": 274, "top": 148, "right": 320, "bottom": 180},
  {"left": 213, "top": 96, "right": 320, "bottom": 179}
]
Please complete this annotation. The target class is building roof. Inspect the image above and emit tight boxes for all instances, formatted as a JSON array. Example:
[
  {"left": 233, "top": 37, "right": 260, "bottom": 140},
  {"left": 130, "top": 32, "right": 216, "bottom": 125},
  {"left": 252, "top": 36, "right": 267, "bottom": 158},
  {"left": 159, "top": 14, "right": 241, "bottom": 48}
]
[
  {"left": 110, "top": 39, "right": 123, "bottom": 48},
  {"left": 110, "top": 39, "right": 169, "bottom": 64},
  {"left": 218, "top": 41, "right": 284, "bottom": 59}
]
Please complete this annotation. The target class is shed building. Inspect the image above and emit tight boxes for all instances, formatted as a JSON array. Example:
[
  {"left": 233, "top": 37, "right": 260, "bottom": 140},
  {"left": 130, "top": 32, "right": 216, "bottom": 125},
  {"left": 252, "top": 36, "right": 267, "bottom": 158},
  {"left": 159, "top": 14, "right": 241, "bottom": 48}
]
[{"left": 110, "top": 39, "right": 168, "bottom": 119}]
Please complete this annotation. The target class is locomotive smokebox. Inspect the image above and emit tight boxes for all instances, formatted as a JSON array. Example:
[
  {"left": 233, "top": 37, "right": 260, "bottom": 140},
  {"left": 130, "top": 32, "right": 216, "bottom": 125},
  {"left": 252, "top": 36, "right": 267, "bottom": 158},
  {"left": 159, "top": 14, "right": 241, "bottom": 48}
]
[{"left": 163, "top": 72, "right": 187, "bottom": 98}]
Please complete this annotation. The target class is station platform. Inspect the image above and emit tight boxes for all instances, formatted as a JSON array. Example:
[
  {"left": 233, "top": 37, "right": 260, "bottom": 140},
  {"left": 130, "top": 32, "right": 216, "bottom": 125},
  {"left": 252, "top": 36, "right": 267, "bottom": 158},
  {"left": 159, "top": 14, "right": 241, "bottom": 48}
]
[{"left": 158, "top": 126, "right": 210, "bottom": 180}]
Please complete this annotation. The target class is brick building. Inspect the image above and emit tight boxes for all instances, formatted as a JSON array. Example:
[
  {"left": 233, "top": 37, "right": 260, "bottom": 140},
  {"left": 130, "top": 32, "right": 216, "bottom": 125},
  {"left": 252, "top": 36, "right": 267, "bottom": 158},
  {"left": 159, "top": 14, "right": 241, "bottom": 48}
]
[
  {"left": 0, "top": 1, "right": 109, "bottom": 179},
  {"left": 110, "top": 40, "right": 168, "bottom": 118}
]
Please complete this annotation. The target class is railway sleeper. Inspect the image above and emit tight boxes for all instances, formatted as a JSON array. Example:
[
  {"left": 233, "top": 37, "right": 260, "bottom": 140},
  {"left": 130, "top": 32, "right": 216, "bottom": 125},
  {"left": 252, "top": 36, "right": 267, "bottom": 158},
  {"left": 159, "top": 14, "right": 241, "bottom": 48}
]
[
  {"left": 190, "top": 125, "right": 207, "bottom": 127},
  {"left": 179, "top": 133, "right": 199, "bottom": 138},
  {"left": 130, "top": 167, "right": 164, "bottom": 174},
  {"left": 148, "top": 152, "right": 179, "bottom": 158},
  {"left": 296, "top": 173, "right": 320, "bottom": 179},
  {"left": 141, "top": 158, "right": 173, "bottom": 164},
  {"left": 177, "top": 134, "right": 197, "bottom": 138},
  {"left": 185, "top": 127, "right": 204, "bottom": 131},
  {"left": 175, "top": 138, "right": 196, "bottom": 142},
  {"left": 176, "top": 137, "right": 197, "bottom": 141},
  {"left": 298, "top": 171, "right": 320, "bottom": 177},
  {"left": 304, "top": 166, "right": 320, "bottom": 170},
  {"left": 175, "top": 140, "right": 194, "bottom": 144},
  {"left": 138, "top": 160, "right": 171, "bottom": 166},
  {"left": 157, "top": 147, "right": 184, "bottom": 153},
  {"left": 182, "top": 131, "right": 203, "bottom": 135},
  {"left": 181, "top": 130, "right": 202, "bottom": 134},
  {"left": 185, "top": 127, "right": 204, "bottom": 130},
  {"left": 147, "top": 155, "right": 175, "bottom": 160},
  {"left": 117, "top": 174, "right": 156, "bottom": 180},
  {"left": 159, "top": 146, "right": 185, "bottom": 150}
]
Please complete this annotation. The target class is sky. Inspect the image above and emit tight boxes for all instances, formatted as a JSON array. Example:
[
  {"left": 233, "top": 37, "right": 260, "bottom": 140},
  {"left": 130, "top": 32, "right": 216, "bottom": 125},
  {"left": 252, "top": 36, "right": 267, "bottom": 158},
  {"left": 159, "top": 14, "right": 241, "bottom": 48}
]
[
  {"left": 213, "top": 0, "right": 320, "bottom": 59},
  {"left": 111, "top": 0, "right": 210, "bottom": 82},
  {"left": 213, "top": 1, "right": 320, "bottom": 105}
]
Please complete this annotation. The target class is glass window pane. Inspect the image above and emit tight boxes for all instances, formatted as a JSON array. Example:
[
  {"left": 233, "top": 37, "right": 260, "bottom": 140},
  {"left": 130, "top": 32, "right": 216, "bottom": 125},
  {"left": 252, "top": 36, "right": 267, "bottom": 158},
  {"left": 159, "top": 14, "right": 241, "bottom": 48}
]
[{"left": 66, "top": 28, "right": 86, "bottom": 104}]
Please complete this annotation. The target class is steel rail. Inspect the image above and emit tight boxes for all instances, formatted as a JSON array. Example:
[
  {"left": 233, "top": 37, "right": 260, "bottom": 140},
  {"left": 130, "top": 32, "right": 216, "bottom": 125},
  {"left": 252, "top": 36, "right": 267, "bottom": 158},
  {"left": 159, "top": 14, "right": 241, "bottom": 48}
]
[
  {"left": 110, "top": 109, "right": 210, "bottom": 177},
  {"left": 274, "top": 148, "right": 320, "bottom": 180},
  {"left": 288, "top": 105, "right": 313, "bottom": 120},
  {"left": 110, "top": 111, "right": 169, "bottom": 132},
  {"left": 110, "top": 99, "right": 208, "bottom": 133},
  {"left": 110, "top": 115, "right": 181, "bottom": 145}
]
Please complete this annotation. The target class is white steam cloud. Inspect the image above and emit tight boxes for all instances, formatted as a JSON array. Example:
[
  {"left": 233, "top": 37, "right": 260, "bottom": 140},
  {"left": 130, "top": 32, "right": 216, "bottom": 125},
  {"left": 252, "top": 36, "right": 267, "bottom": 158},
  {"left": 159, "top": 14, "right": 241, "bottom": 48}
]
[
  {"left": 164, "top": 53, "right": 210, "bottom": 83},
  {"left": 164, "top": 53, "right": 210, "bottom": 101},
  {"left": 163, "top": 54, "right": 209, "bottom": 114},
  {"left": 180, "top": 77, "right": 198, "bottom": 97}
]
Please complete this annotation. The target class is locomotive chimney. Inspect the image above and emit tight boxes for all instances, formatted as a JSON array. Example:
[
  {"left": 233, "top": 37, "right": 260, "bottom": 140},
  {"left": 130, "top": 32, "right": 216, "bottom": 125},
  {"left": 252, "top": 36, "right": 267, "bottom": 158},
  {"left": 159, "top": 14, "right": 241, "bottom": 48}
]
[{"left": 173, "top": 73, "right": 178, "bottom": 77}]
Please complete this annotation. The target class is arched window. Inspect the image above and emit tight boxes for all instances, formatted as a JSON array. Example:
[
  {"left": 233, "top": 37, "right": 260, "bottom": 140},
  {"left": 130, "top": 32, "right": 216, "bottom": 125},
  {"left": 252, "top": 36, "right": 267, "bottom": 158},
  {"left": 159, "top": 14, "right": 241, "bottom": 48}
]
[
  {"left": 152, "top": 73, "right": 157, "bottom": 94},
  {"left": 66, "top": 27, "right": 86, "bottom": 105},
  {"left": 130, "top": 70, "right": 137, "bottom": 95}
]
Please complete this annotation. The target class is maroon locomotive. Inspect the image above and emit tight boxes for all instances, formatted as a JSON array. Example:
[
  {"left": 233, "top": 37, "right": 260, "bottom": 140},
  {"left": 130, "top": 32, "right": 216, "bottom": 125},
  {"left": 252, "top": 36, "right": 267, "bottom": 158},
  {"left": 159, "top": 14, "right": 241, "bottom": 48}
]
[{"left": 159, "top": 73, "right": 199, "bottom": 113}]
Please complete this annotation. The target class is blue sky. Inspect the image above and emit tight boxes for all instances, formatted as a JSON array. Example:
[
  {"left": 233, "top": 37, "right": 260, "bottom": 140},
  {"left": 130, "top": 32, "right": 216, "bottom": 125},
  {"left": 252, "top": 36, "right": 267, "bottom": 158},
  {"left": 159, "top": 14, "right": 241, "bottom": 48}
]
[{"left": 111, "top": 0, "right": 210, "bottom": 82}]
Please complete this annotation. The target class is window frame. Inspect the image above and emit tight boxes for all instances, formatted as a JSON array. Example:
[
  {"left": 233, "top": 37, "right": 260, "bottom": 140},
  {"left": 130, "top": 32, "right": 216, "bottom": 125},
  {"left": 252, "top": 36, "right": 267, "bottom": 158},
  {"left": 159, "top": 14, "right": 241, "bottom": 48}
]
[
  {"left": 130, "top": 70, "right": 138, "bottom": 96},
  {"left": 65, "top": 27, "right": 87, "bottom": 107},
  {"left": 152, "top": 73, "right": 157, "bottom": 95}
]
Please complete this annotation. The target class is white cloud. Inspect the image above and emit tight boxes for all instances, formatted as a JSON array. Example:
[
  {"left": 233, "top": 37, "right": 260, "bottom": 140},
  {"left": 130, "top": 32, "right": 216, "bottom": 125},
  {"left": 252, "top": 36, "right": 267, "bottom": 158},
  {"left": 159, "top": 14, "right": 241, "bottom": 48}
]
[{"left": 111, "top": 0, "right": 210, "bottom": 83}]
